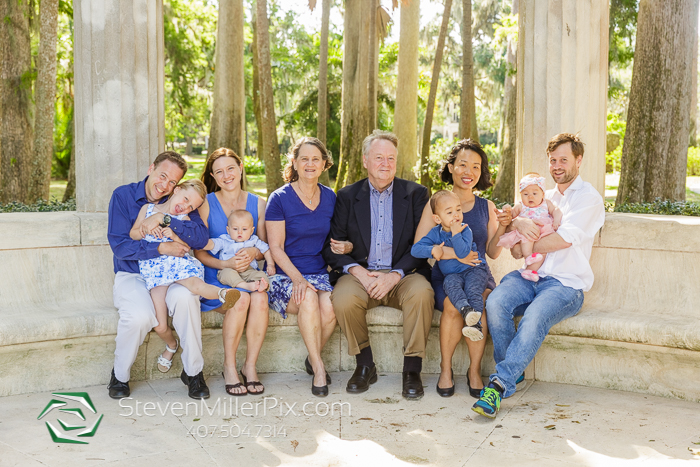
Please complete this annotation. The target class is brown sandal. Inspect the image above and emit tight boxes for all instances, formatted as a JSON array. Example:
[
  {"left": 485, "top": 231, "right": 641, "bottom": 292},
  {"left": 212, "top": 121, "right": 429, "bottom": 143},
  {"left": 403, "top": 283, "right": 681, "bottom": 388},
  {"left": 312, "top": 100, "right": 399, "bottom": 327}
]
[
  {"left": 240, "top": 371, "right": 264, "bottom": 395},
  {"left": 222, "top": 372, "right": 247, "bottom": 396},
  {"left": 218, "top": 288, "right": 241, "bottom": 309}
]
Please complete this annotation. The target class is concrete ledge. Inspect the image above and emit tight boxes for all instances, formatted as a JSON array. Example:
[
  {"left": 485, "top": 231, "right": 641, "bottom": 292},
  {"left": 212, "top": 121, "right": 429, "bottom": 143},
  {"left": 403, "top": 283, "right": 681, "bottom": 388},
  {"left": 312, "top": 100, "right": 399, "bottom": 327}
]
[
  {"left": 1, "top": 211, "right": 699, "bottom": 402},
  {"left": 599, "top": 212, "right": 700, "bottom": 252},
  {"left": 536, "top": 335, "right": 700, "bottom": 402}
]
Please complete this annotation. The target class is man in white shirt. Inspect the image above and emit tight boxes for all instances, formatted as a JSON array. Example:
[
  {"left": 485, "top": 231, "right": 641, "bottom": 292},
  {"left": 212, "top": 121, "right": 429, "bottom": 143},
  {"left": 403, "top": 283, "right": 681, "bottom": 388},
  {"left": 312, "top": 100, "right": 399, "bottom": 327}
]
[{"left": 472, "top": 133, "right": 605, "bottom": 419}]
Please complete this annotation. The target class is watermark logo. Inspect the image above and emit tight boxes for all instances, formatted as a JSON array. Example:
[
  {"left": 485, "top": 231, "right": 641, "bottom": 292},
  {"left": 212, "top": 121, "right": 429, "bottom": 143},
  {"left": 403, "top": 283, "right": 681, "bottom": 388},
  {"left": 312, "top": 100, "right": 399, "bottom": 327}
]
[{"left": 37, "top": 392, "right": 103, "bottom": 444}]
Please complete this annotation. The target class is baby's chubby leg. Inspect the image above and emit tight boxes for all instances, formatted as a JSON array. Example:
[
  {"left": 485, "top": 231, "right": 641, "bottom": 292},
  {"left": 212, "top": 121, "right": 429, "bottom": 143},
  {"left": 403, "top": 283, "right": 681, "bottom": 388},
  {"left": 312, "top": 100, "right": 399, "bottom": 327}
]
[{"left": 218, "top": 268, "right": 257, "bottom": 292}]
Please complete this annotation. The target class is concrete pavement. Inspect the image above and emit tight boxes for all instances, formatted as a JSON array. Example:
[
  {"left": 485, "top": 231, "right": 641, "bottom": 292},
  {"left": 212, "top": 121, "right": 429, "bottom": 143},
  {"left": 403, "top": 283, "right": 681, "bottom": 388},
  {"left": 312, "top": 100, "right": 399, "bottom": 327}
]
[{"left": 1, "top": 372, "right": 699, "bottom": 466}]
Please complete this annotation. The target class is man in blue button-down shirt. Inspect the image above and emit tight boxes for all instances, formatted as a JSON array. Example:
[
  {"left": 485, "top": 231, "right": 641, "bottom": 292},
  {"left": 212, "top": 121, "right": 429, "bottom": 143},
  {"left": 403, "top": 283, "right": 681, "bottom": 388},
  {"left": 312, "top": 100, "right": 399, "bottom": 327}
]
[
  {"left": 106, "top": 151, "right": 210, "bottom": 400},
  {"left": 323, "top": 130, "right": 434, "bottom": 400}
]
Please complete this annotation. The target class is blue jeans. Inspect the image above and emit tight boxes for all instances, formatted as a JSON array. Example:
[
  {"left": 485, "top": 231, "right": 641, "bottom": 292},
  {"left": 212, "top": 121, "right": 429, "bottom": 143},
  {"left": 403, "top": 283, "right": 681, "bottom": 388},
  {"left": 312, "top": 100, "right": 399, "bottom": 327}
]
[
  {"left": 486, "top": 270, "right": 584, "bottom": 398},
  {"left": 442, "top": 265, "right": 490, "bottom": 315}
]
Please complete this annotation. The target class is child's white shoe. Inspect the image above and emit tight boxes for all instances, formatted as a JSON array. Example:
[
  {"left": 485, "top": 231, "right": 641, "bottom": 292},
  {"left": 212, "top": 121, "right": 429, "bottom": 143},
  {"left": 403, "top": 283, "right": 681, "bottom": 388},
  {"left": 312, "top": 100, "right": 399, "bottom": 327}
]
[{"left": 157, "top": 340, "right": 179, "bottom": 373}]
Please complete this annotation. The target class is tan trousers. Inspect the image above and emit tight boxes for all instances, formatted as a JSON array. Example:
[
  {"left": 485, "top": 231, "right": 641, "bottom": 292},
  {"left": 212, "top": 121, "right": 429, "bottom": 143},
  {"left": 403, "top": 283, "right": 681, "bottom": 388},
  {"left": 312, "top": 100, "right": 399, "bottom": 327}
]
[
  {"left": 331, "top": 271, "right": 434, "bottom": 358},
  {"left": 218, "top": 267, "right": 270, "bottom": 290}
]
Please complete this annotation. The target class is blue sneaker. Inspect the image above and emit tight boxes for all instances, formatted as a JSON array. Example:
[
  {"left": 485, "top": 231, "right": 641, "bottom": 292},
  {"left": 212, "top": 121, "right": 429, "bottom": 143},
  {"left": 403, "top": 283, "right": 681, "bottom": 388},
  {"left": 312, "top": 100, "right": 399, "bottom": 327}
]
[
  {"left": 516, "top": 373, "right": 525, "bottom": 384},
  {"left": 472, "top": 384, "right": 502, "bottom": 419}
]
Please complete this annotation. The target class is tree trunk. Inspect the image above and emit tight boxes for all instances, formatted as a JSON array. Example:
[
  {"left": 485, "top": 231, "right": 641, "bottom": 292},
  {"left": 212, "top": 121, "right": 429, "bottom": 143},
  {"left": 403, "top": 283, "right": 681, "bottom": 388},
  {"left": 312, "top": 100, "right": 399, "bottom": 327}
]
[
  {"left": 256, "top": 0, "right": 284, "bottom": 194},
  {"left": 252, "top": 6, "right": 263, "bottom": 162},
  {"left": 209, "top": 0, "right": 245, "bottom": 158},
  {"left": 317, "top": 0, "right": 331, "bottom": 187},
  {"left": 63, "top": 113, "right": 76, "bottom": 202},
  {"left": 492, "top": 0, "right": 518, "bottom": 203},
  {"left": 420, "top": 0, "right": 453, "bottom": 188},
  {"left": 0, "top": 0, "right": 34, "bottom": 204},
  {"left": 617, "top": 0, "right": 697, "bottom": 204},
  {"left": 30, "top": 0, "right": 59, "bottom": 203},
  {"left": 459, "top": 0, "right": 478, "bottom": 142},
  {"left": 690, "top": 8, "right": 699, "bottom": 147},
  {"left": 335, "top": 0, "right": 371, "bottom": 190},
  {"left": 394, "top": 0, "right": 420, "bottom": 181},
  {"left": 368, "top": 0, "right": 378, "bottom": 131}
]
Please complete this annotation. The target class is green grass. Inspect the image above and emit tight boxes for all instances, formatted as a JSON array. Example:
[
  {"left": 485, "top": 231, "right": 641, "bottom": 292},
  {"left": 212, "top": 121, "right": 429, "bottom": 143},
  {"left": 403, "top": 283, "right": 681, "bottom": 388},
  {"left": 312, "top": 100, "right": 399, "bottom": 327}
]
[{"left": 50, "top": 180, "right": 68, "bottom": 200}]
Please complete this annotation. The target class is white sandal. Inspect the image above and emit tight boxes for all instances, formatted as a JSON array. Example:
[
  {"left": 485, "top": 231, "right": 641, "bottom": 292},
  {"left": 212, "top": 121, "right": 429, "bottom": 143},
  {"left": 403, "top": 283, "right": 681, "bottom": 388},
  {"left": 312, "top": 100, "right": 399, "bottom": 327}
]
[{"left": 157, "top": 340, "right": 179, "bottom": 373}]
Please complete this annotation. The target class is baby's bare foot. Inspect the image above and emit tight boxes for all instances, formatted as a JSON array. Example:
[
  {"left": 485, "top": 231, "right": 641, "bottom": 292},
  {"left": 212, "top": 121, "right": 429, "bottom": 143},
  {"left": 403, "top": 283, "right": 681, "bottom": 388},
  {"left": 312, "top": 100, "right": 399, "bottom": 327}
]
[
  {"left": 257, "top": 278, "right": 268, "bottom": 292},
  {"left": 236, "top": 282, "right": 258, "bottom": 292}
]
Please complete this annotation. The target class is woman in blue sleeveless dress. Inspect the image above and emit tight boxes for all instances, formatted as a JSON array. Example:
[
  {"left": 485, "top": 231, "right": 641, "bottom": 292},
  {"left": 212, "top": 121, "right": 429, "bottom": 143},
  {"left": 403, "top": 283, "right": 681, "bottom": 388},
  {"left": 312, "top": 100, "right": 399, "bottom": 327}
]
[
  {"left": 414, "top": 139, "right": 511, "bottom": 399},
  {"left": 194, "top": 148, "right": 269, "bottom": 396}
]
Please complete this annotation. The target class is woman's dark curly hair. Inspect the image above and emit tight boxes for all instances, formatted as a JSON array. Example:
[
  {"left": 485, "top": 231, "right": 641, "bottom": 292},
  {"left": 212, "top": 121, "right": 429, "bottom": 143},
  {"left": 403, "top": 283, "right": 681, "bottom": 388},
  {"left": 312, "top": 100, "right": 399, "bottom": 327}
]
[{"left": 438, "top": 139, "right": 493, "bottom": 191}]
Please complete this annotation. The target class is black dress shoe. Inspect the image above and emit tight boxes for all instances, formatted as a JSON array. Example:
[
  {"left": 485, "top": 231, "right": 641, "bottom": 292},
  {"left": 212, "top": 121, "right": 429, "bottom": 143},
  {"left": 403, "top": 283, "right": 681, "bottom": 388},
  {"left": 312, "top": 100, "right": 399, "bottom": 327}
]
[
  {"left": 402, "top": 371, "right": 424, "bottom": 399},
  {"left": 436, "top": 369, "right": 455, "bottom": 398},
  {"left": 346, "top": 364, "right": 377, "bottom": 394},
  {"left": 466, "top": 373, "right": 483, "bottom": 399},
  {"left": 108, "top": 369, "right": 130, "bottom": 399},
  {"left": 305, "top": 356, "right": 331, "bottom": 385},
  {"left": 181, "top": 370, "right": 210, "bottom": 399},
  {"left": 311, "top": 380, "right": 329, "bottom": 397}
]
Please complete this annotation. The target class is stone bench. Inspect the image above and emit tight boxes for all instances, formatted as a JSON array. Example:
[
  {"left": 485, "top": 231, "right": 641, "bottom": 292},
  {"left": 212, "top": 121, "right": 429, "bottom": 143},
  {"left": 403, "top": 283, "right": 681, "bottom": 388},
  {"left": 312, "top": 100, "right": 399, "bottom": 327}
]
[
  {"left": 488, "top": 213, "right": 700, "bottom": 401},
  {"left": 1, "top": 211, "right": 699, "bottom": 402}
]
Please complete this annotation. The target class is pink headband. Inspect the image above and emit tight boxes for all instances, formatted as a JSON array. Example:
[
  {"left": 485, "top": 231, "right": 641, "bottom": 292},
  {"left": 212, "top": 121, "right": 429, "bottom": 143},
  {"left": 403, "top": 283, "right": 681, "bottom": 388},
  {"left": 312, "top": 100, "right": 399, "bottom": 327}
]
[{"left": 519, "top": 176, "right": 545, "bottom": 193}]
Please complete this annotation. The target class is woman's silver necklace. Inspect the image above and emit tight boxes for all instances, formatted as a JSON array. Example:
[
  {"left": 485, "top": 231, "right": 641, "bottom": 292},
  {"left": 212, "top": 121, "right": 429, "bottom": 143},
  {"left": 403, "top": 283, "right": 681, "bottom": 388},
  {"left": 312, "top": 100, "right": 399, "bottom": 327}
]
[{"left": 297, "top": 182, "right": 317, "bottom": 205}]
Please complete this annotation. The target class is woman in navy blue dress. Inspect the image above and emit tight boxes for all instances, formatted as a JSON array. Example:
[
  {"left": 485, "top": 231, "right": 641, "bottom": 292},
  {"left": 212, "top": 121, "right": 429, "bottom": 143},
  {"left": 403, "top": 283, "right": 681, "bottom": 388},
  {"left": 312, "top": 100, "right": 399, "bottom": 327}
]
[
  {"left": 266, "top": 137, "right": 346, "bottom": 397},
  {"left": 414, "top": 140, "right": 511, "bottom": 398}
]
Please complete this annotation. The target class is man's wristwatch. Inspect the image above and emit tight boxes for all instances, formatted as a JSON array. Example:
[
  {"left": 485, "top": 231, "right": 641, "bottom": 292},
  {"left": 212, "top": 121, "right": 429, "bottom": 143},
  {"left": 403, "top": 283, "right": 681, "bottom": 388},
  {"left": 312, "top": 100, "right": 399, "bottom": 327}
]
[{"left": 160, "top": 214, "right": 172, "bottom": 228}]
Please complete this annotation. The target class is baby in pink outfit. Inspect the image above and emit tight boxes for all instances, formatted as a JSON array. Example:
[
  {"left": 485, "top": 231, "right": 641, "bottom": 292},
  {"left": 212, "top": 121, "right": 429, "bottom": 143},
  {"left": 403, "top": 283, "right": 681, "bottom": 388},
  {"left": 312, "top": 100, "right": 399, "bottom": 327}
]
[{"left": 497, "top": 173, "right": 563, "bottom": 281}]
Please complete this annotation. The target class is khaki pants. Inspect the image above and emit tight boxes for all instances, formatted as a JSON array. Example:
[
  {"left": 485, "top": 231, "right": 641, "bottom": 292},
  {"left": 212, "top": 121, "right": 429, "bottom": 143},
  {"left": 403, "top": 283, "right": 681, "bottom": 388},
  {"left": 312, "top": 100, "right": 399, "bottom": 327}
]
[
  {"left": 218, "top": 267, "right": 269, "bottom": 290},
  {"left": 331, "top": 271, "right": 434, "bottom": 358},
  {"left": 113, "top": 272, "right": 203, "bottom": 382}
]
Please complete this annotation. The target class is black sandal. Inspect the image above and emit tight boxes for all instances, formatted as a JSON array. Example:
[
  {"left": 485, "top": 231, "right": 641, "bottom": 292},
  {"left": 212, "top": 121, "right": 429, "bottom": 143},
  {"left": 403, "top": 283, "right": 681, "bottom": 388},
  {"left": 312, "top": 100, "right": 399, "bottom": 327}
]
[
  {"left": 436, "top": 369, "right": 455, "bottom": 397},
  {"left": 240, "top": 370, "right": 265, "bottom": 395},
  {"left": 222, "top": 372, "right": 247, "bottom": 396}
]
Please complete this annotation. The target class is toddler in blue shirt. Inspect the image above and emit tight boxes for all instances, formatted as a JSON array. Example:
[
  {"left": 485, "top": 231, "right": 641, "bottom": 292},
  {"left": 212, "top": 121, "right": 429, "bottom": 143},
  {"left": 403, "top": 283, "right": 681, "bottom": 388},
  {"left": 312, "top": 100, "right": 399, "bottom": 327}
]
[{"left": 411, "top": 190, "right": 489, "bottom": 341}]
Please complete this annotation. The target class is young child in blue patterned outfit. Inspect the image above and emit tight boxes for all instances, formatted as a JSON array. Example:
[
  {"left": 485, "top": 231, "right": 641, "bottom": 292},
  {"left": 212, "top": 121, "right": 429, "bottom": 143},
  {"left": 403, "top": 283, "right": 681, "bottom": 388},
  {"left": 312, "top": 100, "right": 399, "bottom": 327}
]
[
  {"left": 203, "top": 209, "right": 276, "bottom": 293},
  {"left": 130, "top": 179, "right": 241, "bottom": 373},
  {"left": 412, "top": 190, "right": 490, "bottom": 341}
]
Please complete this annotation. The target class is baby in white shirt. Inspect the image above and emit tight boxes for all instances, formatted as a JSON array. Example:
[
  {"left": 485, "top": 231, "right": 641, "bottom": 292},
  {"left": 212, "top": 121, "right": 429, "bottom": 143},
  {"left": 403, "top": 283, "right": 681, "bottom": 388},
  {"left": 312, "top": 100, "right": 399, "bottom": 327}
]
[{"left": 203, "top": 209, "right": 276, "bottom": 292}]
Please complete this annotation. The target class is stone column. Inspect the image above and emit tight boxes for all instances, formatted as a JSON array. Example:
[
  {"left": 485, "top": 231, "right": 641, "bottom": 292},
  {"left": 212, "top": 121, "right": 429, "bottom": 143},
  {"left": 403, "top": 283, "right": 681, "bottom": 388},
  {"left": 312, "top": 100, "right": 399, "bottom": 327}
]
[
  {"left": 516, "top": 0, "right": 608, "bottom": 196},
  {"left": 74, "top": 0, "right": 164, "bottom": 212}
]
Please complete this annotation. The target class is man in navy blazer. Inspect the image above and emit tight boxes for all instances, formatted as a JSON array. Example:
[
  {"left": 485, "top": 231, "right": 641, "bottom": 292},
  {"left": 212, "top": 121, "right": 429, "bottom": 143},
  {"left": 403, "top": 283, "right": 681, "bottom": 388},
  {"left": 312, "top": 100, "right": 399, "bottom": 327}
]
[{"left": 323, "top": 130, "right": 434, "bottom": 399}]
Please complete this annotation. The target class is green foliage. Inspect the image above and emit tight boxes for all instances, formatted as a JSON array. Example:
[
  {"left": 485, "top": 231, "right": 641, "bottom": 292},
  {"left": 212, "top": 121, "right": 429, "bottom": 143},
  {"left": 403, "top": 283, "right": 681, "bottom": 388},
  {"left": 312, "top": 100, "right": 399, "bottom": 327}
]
[
  {"left": 612, "top": 198, "right": 700, "bottom": 217},
  {"left": 163, "top": 0, "right": 217, "bottom": 144},
  {"left": 608, "top": 0, "right": 638, "bottom": 103},
  {"left": 687, "top": 147, "right": 700, "bottom": 176},
  {"left": 275, "top": 19, "right": 344, "bottom": 180},
  {"left": 51, "top": 5, "right": 75, "bottom": 180},
  {"left": 608, "top": 0, "right": 638, "bottom": 68},
  {"left": 606, "top": 113, "right": 626, "bottom": 173},
  {"left": 0, "top": 198, "right": 76, "bottom": 213},
  {"left": 413, "top": 138, "right": 455, "bottom": 192},
  {"left": 243, "top": 156, "right": 265, "bottom": 175}
]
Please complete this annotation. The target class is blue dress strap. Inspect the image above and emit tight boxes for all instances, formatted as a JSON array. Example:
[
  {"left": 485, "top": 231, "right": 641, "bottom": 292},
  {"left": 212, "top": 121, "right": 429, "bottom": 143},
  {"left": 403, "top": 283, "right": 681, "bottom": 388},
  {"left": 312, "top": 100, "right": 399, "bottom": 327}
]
[{"left": 245, "top": 192, "right": 260, "bottom": 235}]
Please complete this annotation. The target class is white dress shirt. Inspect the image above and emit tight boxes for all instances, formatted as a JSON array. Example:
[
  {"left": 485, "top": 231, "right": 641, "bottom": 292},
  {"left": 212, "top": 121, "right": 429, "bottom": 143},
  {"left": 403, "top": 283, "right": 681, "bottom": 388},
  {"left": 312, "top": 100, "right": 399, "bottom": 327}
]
[{"left": 536, "top": 175, "right": 605, "bottom": 292}]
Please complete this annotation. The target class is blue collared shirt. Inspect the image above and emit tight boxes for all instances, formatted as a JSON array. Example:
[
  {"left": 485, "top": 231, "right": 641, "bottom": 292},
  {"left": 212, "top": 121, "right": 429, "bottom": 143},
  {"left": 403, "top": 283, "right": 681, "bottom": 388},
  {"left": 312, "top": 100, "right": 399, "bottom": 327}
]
[
  {"left": 343, "top": 180, "right": 404, "bottom": 278},
  {"left": 107, "top": 177, "right": 209, "bottom": 274},
  {"left": 411, "top": 224, "right": 484, "bottom": 275}
]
